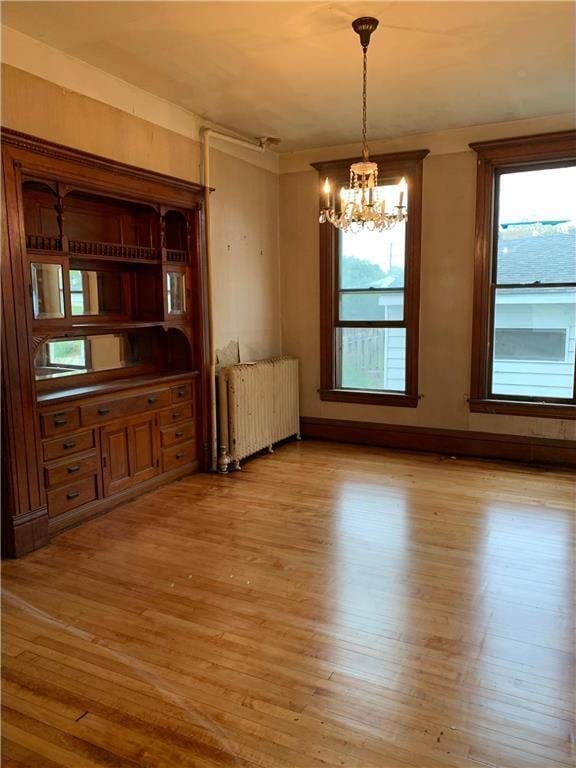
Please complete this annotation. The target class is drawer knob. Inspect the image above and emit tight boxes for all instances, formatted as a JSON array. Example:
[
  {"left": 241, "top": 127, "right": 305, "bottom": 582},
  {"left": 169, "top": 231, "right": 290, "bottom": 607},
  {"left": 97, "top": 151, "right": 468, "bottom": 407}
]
[
  {"left": 97, "top": 407, "right": 110, "bottom": 416},
  {"left": 53, "top": 417, "right": 68, "bottom": 426},
  {"left": 63, "top": 440, "right": 76, "bottom": 449},
  {"left": 66, "top": 490, "right": 80, "bottom": 500},
  {"left": 175, "top": 452, "right": 184, "bottom": 460},
  {"left": 172, "top": 411, "right": 181, "bottom": 420},
  {"left": 67, "top": 465, "right": 81, "bottom": 474},
  {"left": 175, "top": 431, "right": 184, "bottom": 438},
  {"left": 148, "top": 396, "right": 158, "bottom": 404},
  {"left": 176, "top": 388, "right": 186, "bottom": 397}
]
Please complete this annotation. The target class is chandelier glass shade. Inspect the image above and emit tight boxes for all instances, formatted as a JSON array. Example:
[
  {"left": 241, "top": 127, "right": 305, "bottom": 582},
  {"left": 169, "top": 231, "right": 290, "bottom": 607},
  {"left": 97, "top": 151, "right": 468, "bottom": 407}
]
[{"left": 320, "top": 17, "right": 408, "bottom": 232}]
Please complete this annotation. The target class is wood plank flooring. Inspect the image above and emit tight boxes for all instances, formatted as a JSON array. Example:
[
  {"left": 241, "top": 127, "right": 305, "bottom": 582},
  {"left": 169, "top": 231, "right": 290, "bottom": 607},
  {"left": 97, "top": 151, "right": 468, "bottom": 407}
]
[{"left": 2, "top": 440, "right": 575, "bottom": 767}]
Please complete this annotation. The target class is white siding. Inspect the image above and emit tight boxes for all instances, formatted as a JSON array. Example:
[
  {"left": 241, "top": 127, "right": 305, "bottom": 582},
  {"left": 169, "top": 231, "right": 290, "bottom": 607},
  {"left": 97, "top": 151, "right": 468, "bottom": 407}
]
[{"left": 492, "top": 290, "right": 575, "bottom": 399}]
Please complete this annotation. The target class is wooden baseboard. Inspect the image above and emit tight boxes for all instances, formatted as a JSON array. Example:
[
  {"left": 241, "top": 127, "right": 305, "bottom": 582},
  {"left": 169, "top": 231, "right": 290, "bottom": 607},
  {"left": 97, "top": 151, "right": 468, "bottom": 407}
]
[{"left": 300, "top": 417, "right": 576, "bottom": 467}]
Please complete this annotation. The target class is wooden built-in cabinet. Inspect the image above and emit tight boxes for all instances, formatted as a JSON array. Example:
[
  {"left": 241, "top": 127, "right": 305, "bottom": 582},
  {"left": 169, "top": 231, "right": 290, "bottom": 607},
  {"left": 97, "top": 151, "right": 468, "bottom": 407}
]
[{"left": 1, "top": 129, "right": 210, "bottom": 557}]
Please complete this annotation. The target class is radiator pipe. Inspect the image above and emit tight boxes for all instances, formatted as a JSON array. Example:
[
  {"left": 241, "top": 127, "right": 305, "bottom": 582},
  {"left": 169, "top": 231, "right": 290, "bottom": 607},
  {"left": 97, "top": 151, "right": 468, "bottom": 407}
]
[
  {"left": 217, "top": 371, "right": 232, "bottom": 473},
  {"left": 201, "top": 127, "right": 269, "bottom": 471}
]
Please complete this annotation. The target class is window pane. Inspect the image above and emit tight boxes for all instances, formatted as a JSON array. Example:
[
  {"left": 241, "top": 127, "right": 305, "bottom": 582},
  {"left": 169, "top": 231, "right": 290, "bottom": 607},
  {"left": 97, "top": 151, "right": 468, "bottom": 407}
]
[
  {"left": 47, "top": 339, "right": 86, "bottom": 368},
  {"left": 491, "top": 287, "right": 575, "bottom": 399},
  {"left": 496, "top": 166, "right": 576, "bottom": 285},
  {"left": 340, "top": 185, "right": 406, "bottom": 290},
  {"left": 338, "top": 327, "right": 406, "bottom": 392},
  {"left": 340, "top": 289, "right": 404, "bottom": 321},
  {"left": 69, "top": 269, "right": 83, "bottom": 291},
  {"left": 494, "top": 329, "right": 566, "bottom": 361}
]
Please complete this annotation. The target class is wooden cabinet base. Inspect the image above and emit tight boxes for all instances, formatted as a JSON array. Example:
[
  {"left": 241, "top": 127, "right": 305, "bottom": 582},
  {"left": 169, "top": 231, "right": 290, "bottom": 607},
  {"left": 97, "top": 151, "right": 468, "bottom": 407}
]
[
  {"left": 48, "top": 460, "right": 199, "bottom": 536},
  {"left": 2, "top": 507, "right": 50, "bottom": 559}
]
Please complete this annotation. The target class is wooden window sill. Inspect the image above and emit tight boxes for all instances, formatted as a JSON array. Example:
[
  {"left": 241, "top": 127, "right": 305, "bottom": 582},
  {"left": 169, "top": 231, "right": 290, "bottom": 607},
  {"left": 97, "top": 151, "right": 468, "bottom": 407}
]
[
  {"left": 320, "top": 389, "right": 420, "bottom": 407},
  {"left": 469, "top": 398, "right": 575, "bottom": 419}
]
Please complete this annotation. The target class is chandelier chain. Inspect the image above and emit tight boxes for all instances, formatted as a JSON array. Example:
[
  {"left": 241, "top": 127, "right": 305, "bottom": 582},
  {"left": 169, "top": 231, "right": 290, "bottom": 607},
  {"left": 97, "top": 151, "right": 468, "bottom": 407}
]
[{"left": 362, "top": 47, "right": 368, "bottom": 161}]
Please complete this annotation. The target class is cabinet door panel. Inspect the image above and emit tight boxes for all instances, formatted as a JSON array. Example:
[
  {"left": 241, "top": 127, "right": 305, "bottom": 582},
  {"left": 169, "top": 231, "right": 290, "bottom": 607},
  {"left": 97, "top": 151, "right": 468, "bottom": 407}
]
[
  {"left": 129, "top": 417, "right": 159, "bottom": 484},
  {"left": 102, "top": 424, "right": 131, "bottom": 496}
]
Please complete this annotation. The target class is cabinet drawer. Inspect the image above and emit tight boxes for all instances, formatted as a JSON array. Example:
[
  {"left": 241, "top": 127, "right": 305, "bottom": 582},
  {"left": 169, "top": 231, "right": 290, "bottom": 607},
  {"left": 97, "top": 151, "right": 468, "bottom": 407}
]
[
  {"left": 47, "top": 475, "right": 97, "bottom": 518},
  {"left": 40, "top": 407, "right": 80, "bottom": 437},
  {"left": 43, "top": 430, "right": 95, "bottom": 461},
  {"left": 162, "top": 441, "right": 196, "bottom": 472},
  {"left": 80, "top": 388, "right": 171, "bottom": 426},
  {"left": 171, "top": 382, "right": 192, "bottom": 403},
  {"left": 161, "top": 420, "right": 195, "bottom": 447},
  {"left": 44, "top": 452, "right": 99, "bottom": 488},
  {"left": 159, "top": 403, "right": 193, "bottom": 426}
]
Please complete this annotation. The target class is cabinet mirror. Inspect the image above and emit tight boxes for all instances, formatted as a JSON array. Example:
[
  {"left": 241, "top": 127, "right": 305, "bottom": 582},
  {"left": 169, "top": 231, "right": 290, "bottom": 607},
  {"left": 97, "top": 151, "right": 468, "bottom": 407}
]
[
  {"left": 166, "top": 271, "right": 186, "bottom": 315},
  {"left": 70, "top": 269, "right": 125, "bottom": 316},
  {"left": 31, "top": 262, "right": 65, "bottom": 319},
  {"left": 35, "top": 333, "right": 141, "bottom": 380}
]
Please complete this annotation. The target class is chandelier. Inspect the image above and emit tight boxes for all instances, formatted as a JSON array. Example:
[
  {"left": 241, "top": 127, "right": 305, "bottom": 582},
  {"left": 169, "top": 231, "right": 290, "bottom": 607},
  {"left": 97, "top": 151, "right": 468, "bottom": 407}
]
[{"left": 320, "top": 17, "right": 407, "bottom": 233}]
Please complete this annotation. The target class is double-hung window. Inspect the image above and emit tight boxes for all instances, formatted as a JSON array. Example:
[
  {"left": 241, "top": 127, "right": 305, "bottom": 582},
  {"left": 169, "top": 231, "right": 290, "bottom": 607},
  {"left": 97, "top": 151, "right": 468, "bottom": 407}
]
[
  {"left": 314, "top": 150, "right": 428, "bottom": 407},
  {"left": 470, "top": 132, "right": 576, "bottom": 417}
]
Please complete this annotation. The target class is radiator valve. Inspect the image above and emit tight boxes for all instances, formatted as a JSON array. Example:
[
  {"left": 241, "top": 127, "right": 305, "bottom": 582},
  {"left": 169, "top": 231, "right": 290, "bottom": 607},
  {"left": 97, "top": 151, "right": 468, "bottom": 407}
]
[{"left": 218, "top": 446, "right": 233, "bottom": 474}]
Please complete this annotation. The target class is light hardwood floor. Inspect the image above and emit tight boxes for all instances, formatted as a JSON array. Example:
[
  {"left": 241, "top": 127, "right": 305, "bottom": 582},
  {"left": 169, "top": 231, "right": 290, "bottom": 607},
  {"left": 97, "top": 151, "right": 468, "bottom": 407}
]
[{"left": 2, "top": 441, "right": 575, "bottom": 768}]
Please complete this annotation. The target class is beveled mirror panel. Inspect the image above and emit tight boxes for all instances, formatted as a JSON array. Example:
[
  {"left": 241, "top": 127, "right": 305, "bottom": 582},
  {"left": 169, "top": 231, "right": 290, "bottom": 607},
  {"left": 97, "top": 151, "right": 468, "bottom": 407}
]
[
  {"left": 166, "top": 271, "right": 186, "bottom": 315},
  {"left": 31, "top": 263, "right": 65, "bottom": 319},
  {"left": 69, "top": 269, "right": 124, "bottom": 316},
  {"left": 35, "top": 333, "right": 140, "bottom": 380}
]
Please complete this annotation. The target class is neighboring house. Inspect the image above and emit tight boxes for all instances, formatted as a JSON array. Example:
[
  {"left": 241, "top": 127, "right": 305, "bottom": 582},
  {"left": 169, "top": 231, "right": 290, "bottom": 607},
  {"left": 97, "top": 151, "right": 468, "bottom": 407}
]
[
  {"left": 341, "top": 223, "right": 575, "bottom": 396},
  {"left": 493, "top": 224, "right": 575, "bottom": 399}
]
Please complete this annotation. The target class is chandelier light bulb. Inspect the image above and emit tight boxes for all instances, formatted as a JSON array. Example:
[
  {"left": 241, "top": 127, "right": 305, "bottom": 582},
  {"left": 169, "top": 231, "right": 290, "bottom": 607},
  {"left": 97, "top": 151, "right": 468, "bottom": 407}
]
[{"left": 398, "top": 177, "right": 407, "bottom": 208}]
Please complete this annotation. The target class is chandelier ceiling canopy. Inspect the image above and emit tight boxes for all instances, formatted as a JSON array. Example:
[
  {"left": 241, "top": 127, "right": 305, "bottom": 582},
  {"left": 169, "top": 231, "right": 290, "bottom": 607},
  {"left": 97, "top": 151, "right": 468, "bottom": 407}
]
[{"left": 320, "top": 17, "right": 407, "bottom": 233}]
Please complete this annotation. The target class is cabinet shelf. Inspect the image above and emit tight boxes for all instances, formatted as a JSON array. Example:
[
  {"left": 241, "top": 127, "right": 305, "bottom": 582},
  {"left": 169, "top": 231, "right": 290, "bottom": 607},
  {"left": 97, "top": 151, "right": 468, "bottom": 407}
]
[
  {"left": 37, "top": 370, "right": 199, "bottom": 405},
  {"left": 69, "top": 239, "right": 159, "bottom": 263},
  {"left": 69, "top": 321, "right": 166, "bottom": 331},
  {"left": 26, "top": 234, "right": 161, "bottom": 263}
]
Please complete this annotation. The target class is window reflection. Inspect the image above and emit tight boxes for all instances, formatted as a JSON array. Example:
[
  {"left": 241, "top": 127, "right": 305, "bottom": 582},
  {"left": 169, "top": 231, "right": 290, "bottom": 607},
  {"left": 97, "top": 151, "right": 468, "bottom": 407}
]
[
  {"left": 35, "top": 334, "right": 138, "bottom": 380},
  {"left": 469, "top": 502, "right": 573, "bottom": 701},
  {"left": 31, "top": 263, "right": 65, "bottom": 319},
  {"left": 167, "top": 271, "right": 186, "bottom": 315},
  {"left": 69, "top": 269, "right": 124, "bottom": 316},
  {"left": 332, "top": 482, "right": 409, "bottom": 652}
]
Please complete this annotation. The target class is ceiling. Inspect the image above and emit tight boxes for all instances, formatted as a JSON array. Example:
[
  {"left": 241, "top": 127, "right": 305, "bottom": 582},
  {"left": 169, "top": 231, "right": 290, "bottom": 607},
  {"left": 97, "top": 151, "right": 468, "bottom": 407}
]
[{"left": 3, "top": 1, "right": 575, "bottom": 152}]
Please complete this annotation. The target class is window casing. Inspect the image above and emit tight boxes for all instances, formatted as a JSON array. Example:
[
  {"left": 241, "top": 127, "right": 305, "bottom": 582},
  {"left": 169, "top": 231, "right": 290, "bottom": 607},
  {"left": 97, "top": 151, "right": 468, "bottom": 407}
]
[
  {"left": 469, "top": 131, "right": 576, "bottom": 418},
  {"left": 313, "top": 150, "right": 428, "bottom": 407}
]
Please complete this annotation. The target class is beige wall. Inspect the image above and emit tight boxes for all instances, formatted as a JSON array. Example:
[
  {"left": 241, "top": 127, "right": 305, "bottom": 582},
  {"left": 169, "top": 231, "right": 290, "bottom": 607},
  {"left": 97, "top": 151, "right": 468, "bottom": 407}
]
[
  {"left": 1, "top": 64, "right": 281, "bottom": 362},
  {"left": 280, "top": 132, "right": 576, "bottom": 441},
  {"left": 210, "top": 148, "right": 280, "bottom": 360}
]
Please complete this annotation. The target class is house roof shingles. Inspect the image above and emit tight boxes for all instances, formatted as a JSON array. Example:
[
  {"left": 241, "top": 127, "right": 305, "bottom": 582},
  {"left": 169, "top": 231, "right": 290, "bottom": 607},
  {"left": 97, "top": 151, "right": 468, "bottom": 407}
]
[{"left": 497, "top": 228, "right": 576, "bottom": 284}]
